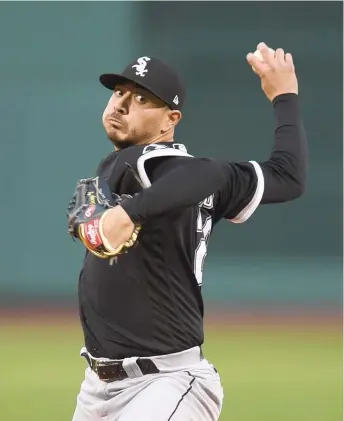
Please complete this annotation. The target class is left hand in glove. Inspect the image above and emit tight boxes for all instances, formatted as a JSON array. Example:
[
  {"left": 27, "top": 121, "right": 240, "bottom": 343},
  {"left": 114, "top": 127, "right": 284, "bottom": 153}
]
[{"left": 66, "top": 177, "right": 141, "bottom": 258}]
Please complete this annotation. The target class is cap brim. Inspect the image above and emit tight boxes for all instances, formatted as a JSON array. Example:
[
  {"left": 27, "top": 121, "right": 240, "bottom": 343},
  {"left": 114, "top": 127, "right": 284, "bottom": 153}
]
[
  {"left": 99, "top": 73, "right": 174, "bottom": 109},
  {"left": 99, "top": 74, "right": 134, "bottom": 91},
  {"left": 99, "top": 73, "right": 156, "bottom": 97}
]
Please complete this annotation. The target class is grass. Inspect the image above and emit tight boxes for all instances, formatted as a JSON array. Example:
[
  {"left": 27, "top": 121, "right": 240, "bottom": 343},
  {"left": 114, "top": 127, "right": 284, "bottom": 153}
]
[{"left": 0, "top": 318, "right": 341, "bottom": 421}]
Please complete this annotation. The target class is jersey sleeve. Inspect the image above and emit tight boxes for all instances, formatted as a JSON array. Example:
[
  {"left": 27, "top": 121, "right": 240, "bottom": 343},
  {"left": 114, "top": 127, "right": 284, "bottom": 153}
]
[{"left": 213, "top": 161, "right": 264, "bottom": 223}]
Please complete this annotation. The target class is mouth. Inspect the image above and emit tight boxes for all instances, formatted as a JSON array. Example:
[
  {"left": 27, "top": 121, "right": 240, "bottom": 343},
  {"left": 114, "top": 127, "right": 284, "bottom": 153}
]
[{"left": 108, "top": 117, "right": 125, "bottom": 127}]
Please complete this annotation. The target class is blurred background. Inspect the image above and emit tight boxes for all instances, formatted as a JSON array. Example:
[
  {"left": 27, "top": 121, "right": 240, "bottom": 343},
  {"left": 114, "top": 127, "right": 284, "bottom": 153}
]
[{"left": 0, "top": 2, "right": 342, "bottom": 421}]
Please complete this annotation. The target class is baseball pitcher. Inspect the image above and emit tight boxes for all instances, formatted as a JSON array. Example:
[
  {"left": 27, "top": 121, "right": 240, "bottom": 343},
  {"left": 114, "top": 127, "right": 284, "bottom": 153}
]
[{"left": 66, "top": 42, "right": 307, "bottom": 420}]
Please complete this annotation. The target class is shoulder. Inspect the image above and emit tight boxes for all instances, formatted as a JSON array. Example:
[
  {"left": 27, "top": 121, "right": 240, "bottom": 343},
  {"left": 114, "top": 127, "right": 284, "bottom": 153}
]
[
  {"left": 137, "top": 143, "right": 193, "bottom": 169},
  {"left": 136, "top": 143, "right": 194, "bottom": 187},
  {"left": 97, "top": 142, "right": 194, "bottom": 189}
]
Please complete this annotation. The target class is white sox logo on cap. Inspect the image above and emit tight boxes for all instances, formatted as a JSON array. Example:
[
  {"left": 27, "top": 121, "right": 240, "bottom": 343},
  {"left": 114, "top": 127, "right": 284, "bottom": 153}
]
[{"left": 132, "top": 56, "right": 151, "bottom": 77}]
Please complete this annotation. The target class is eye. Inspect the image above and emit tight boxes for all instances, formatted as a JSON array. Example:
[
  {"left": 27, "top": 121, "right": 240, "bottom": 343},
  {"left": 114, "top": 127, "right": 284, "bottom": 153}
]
[
  {"left": 115, "top": 89, "right": 123, "bottom": 97},
  {"left": 135, "top": 94, "right": 147, "bottom": 104}
]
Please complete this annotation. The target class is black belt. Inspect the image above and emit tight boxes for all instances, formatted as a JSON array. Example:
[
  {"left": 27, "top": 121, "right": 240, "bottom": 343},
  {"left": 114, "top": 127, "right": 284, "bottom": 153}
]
[{"left": 81, "top": 352, "right": 160, "bottom": 382}]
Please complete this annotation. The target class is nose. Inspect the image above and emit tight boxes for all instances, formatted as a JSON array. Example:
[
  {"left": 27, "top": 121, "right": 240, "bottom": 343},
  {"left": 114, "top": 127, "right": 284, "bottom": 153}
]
[{"left": 114, "top": 92, "right": 130, "bottom": 115}]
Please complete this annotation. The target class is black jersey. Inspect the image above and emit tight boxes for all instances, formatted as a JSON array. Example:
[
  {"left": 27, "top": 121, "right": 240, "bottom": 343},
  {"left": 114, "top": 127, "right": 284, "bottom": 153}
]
[
  {"left": 79, "top": 142, "right": 262, "bottom": 359},
  {"left": 78, "top": 94, "right": 307, "bottom": 359}
]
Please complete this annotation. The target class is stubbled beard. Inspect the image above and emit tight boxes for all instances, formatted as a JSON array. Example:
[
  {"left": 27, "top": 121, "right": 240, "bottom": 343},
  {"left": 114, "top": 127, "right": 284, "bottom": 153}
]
[
  {"left": 108, "top": 137, "right": 137, "bottom": 150},
  {"left": 107, "top": 129, "right": 150, "bottom": 150},
  {"left": 105, "top": 125, "right": 152, "bottom": 150},
  {"left": 108, "top": 135, "right": 137, "bottom": 150}
]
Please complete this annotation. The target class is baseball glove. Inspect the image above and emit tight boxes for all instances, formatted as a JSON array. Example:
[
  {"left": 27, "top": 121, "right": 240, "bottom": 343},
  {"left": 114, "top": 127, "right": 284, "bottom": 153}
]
[{"left": 66, "top": 177, "right": 141, "bottom": 259}]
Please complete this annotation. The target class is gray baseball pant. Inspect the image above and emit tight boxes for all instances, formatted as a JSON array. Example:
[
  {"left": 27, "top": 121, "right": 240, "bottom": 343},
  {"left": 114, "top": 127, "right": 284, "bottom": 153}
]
[{"left": 72, "top": 346, "right": 224, "bottom": 421}]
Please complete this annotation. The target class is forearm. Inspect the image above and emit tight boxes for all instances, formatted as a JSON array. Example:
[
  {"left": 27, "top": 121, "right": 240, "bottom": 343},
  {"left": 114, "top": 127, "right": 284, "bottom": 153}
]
[{"left": 260, "top": 93, "right": 308, "bottom": 203}]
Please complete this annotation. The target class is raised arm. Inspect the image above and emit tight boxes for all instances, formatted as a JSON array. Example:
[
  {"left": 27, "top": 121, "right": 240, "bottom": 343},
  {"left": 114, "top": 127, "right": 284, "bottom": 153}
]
[
  {"left": 118, "top": 93, "right": 306, "bottom": 225},
  {"left": 100, "top": 43, "right": 308, "bottom": 250}
]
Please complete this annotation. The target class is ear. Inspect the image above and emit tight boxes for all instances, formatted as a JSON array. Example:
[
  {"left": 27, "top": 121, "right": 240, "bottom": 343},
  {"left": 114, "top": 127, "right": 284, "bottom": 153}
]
[{"left": 161, "top": 110, "right": 182, "bottom": 133}]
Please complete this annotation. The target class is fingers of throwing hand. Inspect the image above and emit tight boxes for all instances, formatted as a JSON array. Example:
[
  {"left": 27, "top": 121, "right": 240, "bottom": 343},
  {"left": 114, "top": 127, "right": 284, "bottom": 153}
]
[
  {"left": 246, "top": 52, "right": 265, "bottom": 76},
  {"left": 285, "top": 52, "right": 295, "bottom": 70},
  {"left": 275, "top": 48, "right": 285, "bottom": 66},
  {"left": 256, "top": 42, "right": 275, "bottom": 66}
]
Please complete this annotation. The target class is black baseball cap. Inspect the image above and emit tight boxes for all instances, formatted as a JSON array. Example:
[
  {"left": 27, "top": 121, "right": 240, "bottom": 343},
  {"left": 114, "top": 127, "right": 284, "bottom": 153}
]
[{"left": 99, "top": 56, "right": 186, "bottom": 111}]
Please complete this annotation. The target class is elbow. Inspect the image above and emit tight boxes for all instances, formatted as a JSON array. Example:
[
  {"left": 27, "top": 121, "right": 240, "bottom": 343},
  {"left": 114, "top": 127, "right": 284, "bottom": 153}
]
[
  {"left": 261, "top": 159, "right": 308, "bottom": 203},
  {"left": 292, "top": 181, "right": 305, "bottom": 199},
  {"left": 292, "top": 166, "right": 307, "bottom": 199},
  {"left": 272, "top": 159, "right": 307, "bottom": 201},
  {"left": 271, "top": 170, "right": 306, "bottom": 203},
  {"left": 284, "top": 177, "right": 306, "bottom": 201}
]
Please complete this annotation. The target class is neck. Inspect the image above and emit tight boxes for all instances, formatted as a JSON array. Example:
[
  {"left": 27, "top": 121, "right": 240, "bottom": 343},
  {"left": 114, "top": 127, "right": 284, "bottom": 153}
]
[
  {"left": 143, "top": 131, "right": 175, "bottom": 144},
  {"left": 114, "top": 133, "right": 175, "bottom": 151}
]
